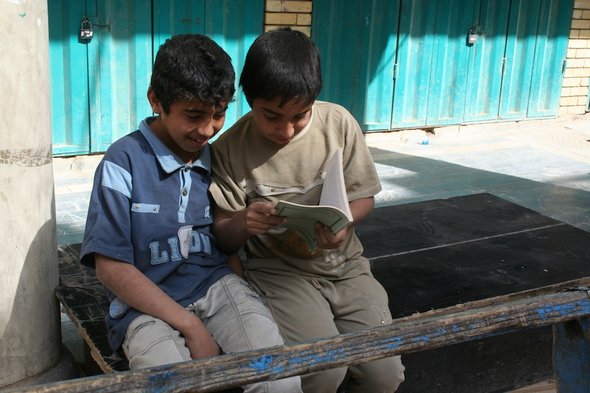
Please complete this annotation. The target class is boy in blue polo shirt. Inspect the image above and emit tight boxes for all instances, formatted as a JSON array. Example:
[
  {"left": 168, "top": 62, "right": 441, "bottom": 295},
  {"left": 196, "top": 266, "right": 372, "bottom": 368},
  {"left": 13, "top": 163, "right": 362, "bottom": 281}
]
[{"left": 80, "top": 34, "right": 301, "bottom": 393}]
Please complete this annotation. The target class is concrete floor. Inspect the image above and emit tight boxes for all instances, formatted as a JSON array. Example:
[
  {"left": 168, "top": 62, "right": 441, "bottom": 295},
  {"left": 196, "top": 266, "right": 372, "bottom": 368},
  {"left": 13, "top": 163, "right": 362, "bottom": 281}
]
[
  {"left": 366, "top": 117, "right": 590, "bottom": 234},
  {"left": 53, "top": 114, "right": 590, "bottom": 391}
]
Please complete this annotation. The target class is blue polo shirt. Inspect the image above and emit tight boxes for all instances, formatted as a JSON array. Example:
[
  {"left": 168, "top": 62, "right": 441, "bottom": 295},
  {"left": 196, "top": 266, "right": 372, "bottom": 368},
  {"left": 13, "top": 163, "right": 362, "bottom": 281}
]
[{"left": 80, "top": 117, "right": 231, "bottom": 351}]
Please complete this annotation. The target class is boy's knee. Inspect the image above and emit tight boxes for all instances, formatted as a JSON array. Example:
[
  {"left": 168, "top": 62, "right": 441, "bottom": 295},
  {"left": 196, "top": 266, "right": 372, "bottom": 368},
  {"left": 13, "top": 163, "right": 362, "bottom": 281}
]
[
  {"left": 268, "top": 376, "right": 302, "bottom": 393},
  {"left": 246, "top": 375, "right": 302, "bottom": 393},
  {"left": 346, "top": 356, "right": 405, "bottom": 393},
  {"left": 301, "top": 367, "right": 347, "bottom": 393},
  {"left": 123, "top": 315, "right": 190, "bottom": 369}
]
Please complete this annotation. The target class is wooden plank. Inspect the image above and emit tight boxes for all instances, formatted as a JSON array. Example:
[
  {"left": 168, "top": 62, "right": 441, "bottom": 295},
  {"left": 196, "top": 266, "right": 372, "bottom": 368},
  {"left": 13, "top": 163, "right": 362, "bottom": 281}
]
[
  {"left": 553, "top": 319, "right": 590, "bottom": 393},
  {"left": 508, "top": 379, "right": 556, "bottom": 393},
  {"left": 18, "top": 277, "right": 590, "bottom": 393},
  {"left": 56, "top": 244, "right": 128, "bottom": 372}
]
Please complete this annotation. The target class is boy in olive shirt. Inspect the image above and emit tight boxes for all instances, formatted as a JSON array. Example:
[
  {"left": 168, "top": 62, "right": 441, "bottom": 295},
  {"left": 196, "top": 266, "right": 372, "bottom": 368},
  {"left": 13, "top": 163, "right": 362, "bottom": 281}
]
[{"left": 210, "top": 28, "right": 404, "bottom": 393}]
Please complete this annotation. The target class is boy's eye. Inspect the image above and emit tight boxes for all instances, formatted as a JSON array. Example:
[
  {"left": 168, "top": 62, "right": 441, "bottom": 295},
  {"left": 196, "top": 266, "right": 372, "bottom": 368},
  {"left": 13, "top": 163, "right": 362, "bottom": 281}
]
[{"left": 213, "top": 112, "right": 226, "bottom": 120}]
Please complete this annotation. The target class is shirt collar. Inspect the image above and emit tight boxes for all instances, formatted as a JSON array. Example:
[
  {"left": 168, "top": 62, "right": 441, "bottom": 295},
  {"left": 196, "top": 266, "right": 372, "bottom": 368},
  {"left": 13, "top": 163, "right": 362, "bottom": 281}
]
[
  {"left": 138, "top": 117, "right": 211, "bottom": 174},
  {"left": 290, "top": 103, "right": 314, "bottom": 142}
]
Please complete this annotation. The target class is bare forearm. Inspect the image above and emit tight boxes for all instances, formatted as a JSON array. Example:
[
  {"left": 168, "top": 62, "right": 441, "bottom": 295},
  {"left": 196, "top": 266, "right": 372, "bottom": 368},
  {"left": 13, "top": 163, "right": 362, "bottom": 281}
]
[
  {"left": 213, "top": 202, "right": 286, "bottom": 253},
  {"left": 349, "top": 196, "right": 375, "bottom": 224},
  {"left": 95, "top": 254, "right": 219, "bottom": 358},
  {"left": 95, "top": 254, "right": 197, "bottom": 332},
  {"left": 212, "top": 211, "right": 250, "bottom": 253}
]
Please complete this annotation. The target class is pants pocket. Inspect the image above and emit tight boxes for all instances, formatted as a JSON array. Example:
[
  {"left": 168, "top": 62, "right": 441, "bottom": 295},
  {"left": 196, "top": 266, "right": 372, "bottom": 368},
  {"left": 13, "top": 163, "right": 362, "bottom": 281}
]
[{"left": 123, "top": 315, "right": 190, "bottom": 368}]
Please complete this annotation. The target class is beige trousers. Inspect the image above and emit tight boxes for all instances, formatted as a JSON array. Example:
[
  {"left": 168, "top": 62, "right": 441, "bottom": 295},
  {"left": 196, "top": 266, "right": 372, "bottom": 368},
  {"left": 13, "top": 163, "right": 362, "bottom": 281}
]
[
  {"left": 246, "top": 269, "right": 405, "bottom": 393},
  {"left": 122, "top": 274, "right": 302, "bottom": 393}
]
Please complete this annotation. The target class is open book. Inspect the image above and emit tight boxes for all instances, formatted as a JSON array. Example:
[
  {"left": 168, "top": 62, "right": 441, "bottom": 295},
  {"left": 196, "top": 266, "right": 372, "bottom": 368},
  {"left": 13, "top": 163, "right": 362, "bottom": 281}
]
[{"left": 275, "top": 148, "right": 352, "bottom": 250}]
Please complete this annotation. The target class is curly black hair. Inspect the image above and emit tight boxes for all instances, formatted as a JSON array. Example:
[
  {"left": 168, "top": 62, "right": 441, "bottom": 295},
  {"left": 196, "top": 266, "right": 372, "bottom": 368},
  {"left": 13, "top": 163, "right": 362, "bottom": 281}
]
[{"left": 150, "top": 34, "right": 235, "bottom": 114}]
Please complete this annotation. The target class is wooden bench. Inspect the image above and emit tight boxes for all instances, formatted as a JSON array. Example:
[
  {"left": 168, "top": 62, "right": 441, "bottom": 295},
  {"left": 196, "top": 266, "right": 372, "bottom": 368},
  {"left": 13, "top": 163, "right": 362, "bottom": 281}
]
[
  {"left": 23, "top": 277, "right": 590, "bottom": 393},
  {"left": 52, "top": 193, "right": 590, "bottom": 392}
]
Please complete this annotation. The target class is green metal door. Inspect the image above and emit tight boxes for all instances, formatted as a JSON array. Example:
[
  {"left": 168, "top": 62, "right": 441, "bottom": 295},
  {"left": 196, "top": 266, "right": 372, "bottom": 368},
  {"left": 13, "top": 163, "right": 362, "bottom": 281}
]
[
  {"left": 421, "top": 0, "right": 476, "bottom": 126},
  {"left": 48, "top": 0, "right": 263, "bottom": 156},
  {"left": 312, "top": 0, "right": 399, "bottom": 131},
  {"left": 206, "top": 0, "right": 263, "bottom": 127},
  {"left": 389, "top": 0, "right": 435, "bottom": 129},
  {"left": 391, "top": 0, "right": 482, "bottom": 128},
  {"left": 48, "top": 0, "right": 92, "bottom": 156},
  {"left": 48, "top": 0, "right": 152, "bottom": 155},
  {"left": 463, "top": 0, "right": 511, "bottom": 123},
  {"left": 467, "top": 0, "right": 572, "bottom": 121},
  {"left": 153, "top": 0, "right": 263, "bottom": 133},
  {"left": 312, "top": 0, "right": 573, "bottom": 131},
  {"left": 87, "top": 0, "right": 153, "bottom": 153},
  {"left": 500, "top": 0, "right": 573, "bottom": 119}
]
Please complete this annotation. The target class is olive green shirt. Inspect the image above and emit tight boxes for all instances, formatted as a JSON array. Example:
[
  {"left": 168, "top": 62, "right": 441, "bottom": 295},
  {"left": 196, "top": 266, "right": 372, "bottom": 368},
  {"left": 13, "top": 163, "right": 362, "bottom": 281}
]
[{"left": 210, "top": 101, "right": 381, "bottom": 278}]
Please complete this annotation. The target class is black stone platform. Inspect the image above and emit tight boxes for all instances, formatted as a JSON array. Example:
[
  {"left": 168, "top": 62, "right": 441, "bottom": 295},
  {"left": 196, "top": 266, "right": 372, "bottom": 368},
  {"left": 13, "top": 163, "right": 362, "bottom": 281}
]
[{"left": 356, "top": 192, "right": 590, "bottom": 393}]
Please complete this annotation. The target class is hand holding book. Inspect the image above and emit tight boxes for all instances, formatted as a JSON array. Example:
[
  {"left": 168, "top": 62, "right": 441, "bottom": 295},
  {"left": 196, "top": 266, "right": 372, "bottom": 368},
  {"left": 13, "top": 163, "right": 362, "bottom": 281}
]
[{"left": 275, "top": 148, "right": 352, "bottom": 250}]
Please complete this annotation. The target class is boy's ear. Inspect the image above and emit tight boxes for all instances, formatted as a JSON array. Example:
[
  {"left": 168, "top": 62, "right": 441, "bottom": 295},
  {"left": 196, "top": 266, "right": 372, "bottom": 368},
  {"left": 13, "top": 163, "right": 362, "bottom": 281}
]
[{"left": 147, "top": 88, "right": 163, "bottom": 114}]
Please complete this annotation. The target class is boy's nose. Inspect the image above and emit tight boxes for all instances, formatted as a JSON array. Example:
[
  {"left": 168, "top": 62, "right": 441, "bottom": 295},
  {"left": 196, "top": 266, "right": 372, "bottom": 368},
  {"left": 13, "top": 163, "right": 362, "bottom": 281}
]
[
  {"left": 198, "top": 119, "right": 216, "bottom": 138},
  {"left": 278, "top": 121, "right": 295, "bottom": 138}
]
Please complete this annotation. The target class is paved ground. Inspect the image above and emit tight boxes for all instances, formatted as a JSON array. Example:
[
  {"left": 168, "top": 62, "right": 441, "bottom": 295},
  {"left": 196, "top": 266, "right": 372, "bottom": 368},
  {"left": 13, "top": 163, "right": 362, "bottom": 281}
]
[
  {"left": 366, "top": 116, "right": 590, "bottom": 232},
  {"left": 53, "top": 114, "right": 590, "bottom": 390}
]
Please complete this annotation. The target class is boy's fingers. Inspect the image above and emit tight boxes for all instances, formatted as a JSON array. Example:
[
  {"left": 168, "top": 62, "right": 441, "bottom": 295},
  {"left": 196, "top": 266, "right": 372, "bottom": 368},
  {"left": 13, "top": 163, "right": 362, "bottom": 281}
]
[{"left": 250, "top": 201, "right": 278, "bottom": 215}]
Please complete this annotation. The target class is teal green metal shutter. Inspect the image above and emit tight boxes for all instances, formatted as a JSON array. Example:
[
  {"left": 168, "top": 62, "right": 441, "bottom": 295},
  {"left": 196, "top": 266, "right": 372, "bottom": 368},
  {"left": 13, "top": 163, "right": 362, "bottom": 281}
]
[
  {"left": 500, "top": 0, "right": 544, "bottom": 119},
  {"left": 312, "top": 0, "right": 399, "bottom": 131},
  {"left": 48, "top": 0, "right": 91, "bottom": 156},
  {"left": 311, "top": 0, "right": 574, "bottom": 131},
  {"left": 49, "top": 0, "right": 262, "bottom": 156},
  {"left": 153, "top": 0, "right": 263, "bottom": 130},
  {"left": 527, "top": 0, "right": 573, "bottom": 118},
  {"left": 500, "top": 0, "right": 573, "bottom": 119},
  {"left": 49, "top": 0, "right": 153, "bottom": 156},
  {"left": 392, "top": 0, "right": 477, "bottom": 128},
  {"left": 204, "top": 0, "right": 264, "bottom": 128},
  {"left": 425, "top": 0, "right": 477, "bottom": 126},
  {"left": 88, "top": 0, "right": 153, "bottom": 153},
  {"left": 463, "top": 0, "right": 511, "bottom": 123},
  {"left": 389, "top": 0, "right": 436, "bottom": 128},
  {"left": 153, "top": 1, "right": 207, "bottom": 46}
]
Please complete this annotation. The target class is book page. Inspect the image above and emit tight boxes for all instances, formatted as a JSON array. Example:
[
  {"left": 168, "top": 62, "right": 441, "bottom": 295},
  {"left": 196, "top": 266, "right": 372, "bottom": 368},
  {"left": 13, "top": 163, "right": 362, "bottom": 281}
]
[
  {"left": 274, "top": 201, "right": 351, "bottom": 249},
  {"left": 319, "top": 149, "right": 353, "bottom": 221},
  {"left": 274, "top": 148, "right": 352, "bottom": 250}
]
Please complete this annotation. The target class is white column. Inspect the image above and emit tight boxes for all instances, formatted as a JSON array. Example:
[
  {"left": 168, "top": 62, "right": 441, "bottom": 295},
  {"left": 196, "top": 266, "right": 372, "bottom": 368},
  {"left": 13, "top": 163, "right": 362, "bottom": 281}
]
[{"left": 0, "top": 0, "right": 64, "bottom": 387}]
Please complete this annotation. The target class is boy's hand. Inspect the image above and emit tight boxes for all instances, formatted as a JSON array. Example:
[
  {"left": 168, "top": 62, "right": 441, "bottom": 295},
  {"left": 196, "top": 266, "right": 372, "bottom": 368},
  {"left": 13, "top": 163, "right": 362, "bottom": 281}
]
[
  {"left": 180, "top": 314, "right": 221, "bottom": 359},
  {"left": 227, "top": 253, "right": 244, "bottom": 277},
  {"left": 241, "top": 201, "right": 287, "bottom": 235},
  {"left": 315, "top": 223, "right": 349, "bottom": 249}
]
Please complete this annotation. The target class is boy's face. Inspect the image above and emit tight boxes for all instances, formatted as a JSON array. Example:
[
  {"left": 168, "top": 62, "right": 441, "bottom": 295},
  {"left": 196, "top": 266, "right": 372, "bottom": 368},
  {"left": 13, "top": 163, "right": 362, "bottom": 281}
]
[
  {"left": 148, "top": 90, "right": 227, "bottom": 162},
  {"left": 251, "top": 97, "right": 313, "bottom": 145}
]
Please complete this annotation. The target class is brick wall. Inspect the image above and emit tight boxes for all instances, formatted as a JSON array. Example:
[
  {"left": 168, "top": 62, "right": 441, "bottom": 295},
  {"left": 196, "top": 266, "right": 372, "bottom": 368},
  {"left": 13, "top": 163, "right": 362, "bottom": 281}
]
[
  {"left": 561, "top": 0, "right": 590, "bottom": 115},
  {"left": 264, "top": 0, "right": 313, "bottom": 35}
]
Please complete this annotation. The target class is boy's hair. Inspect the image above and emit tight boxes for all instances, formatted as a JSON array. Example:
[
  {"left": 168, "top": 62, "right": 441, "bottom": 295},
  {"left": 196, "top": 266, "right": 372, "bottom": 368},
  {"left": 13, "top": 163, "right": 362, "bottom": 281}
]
[
  {"left": 150, "top": 34, "right": 235, "bottom": 114},
  {"left": 240, "top": 27, "right": 322, "bottom": 107}
]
